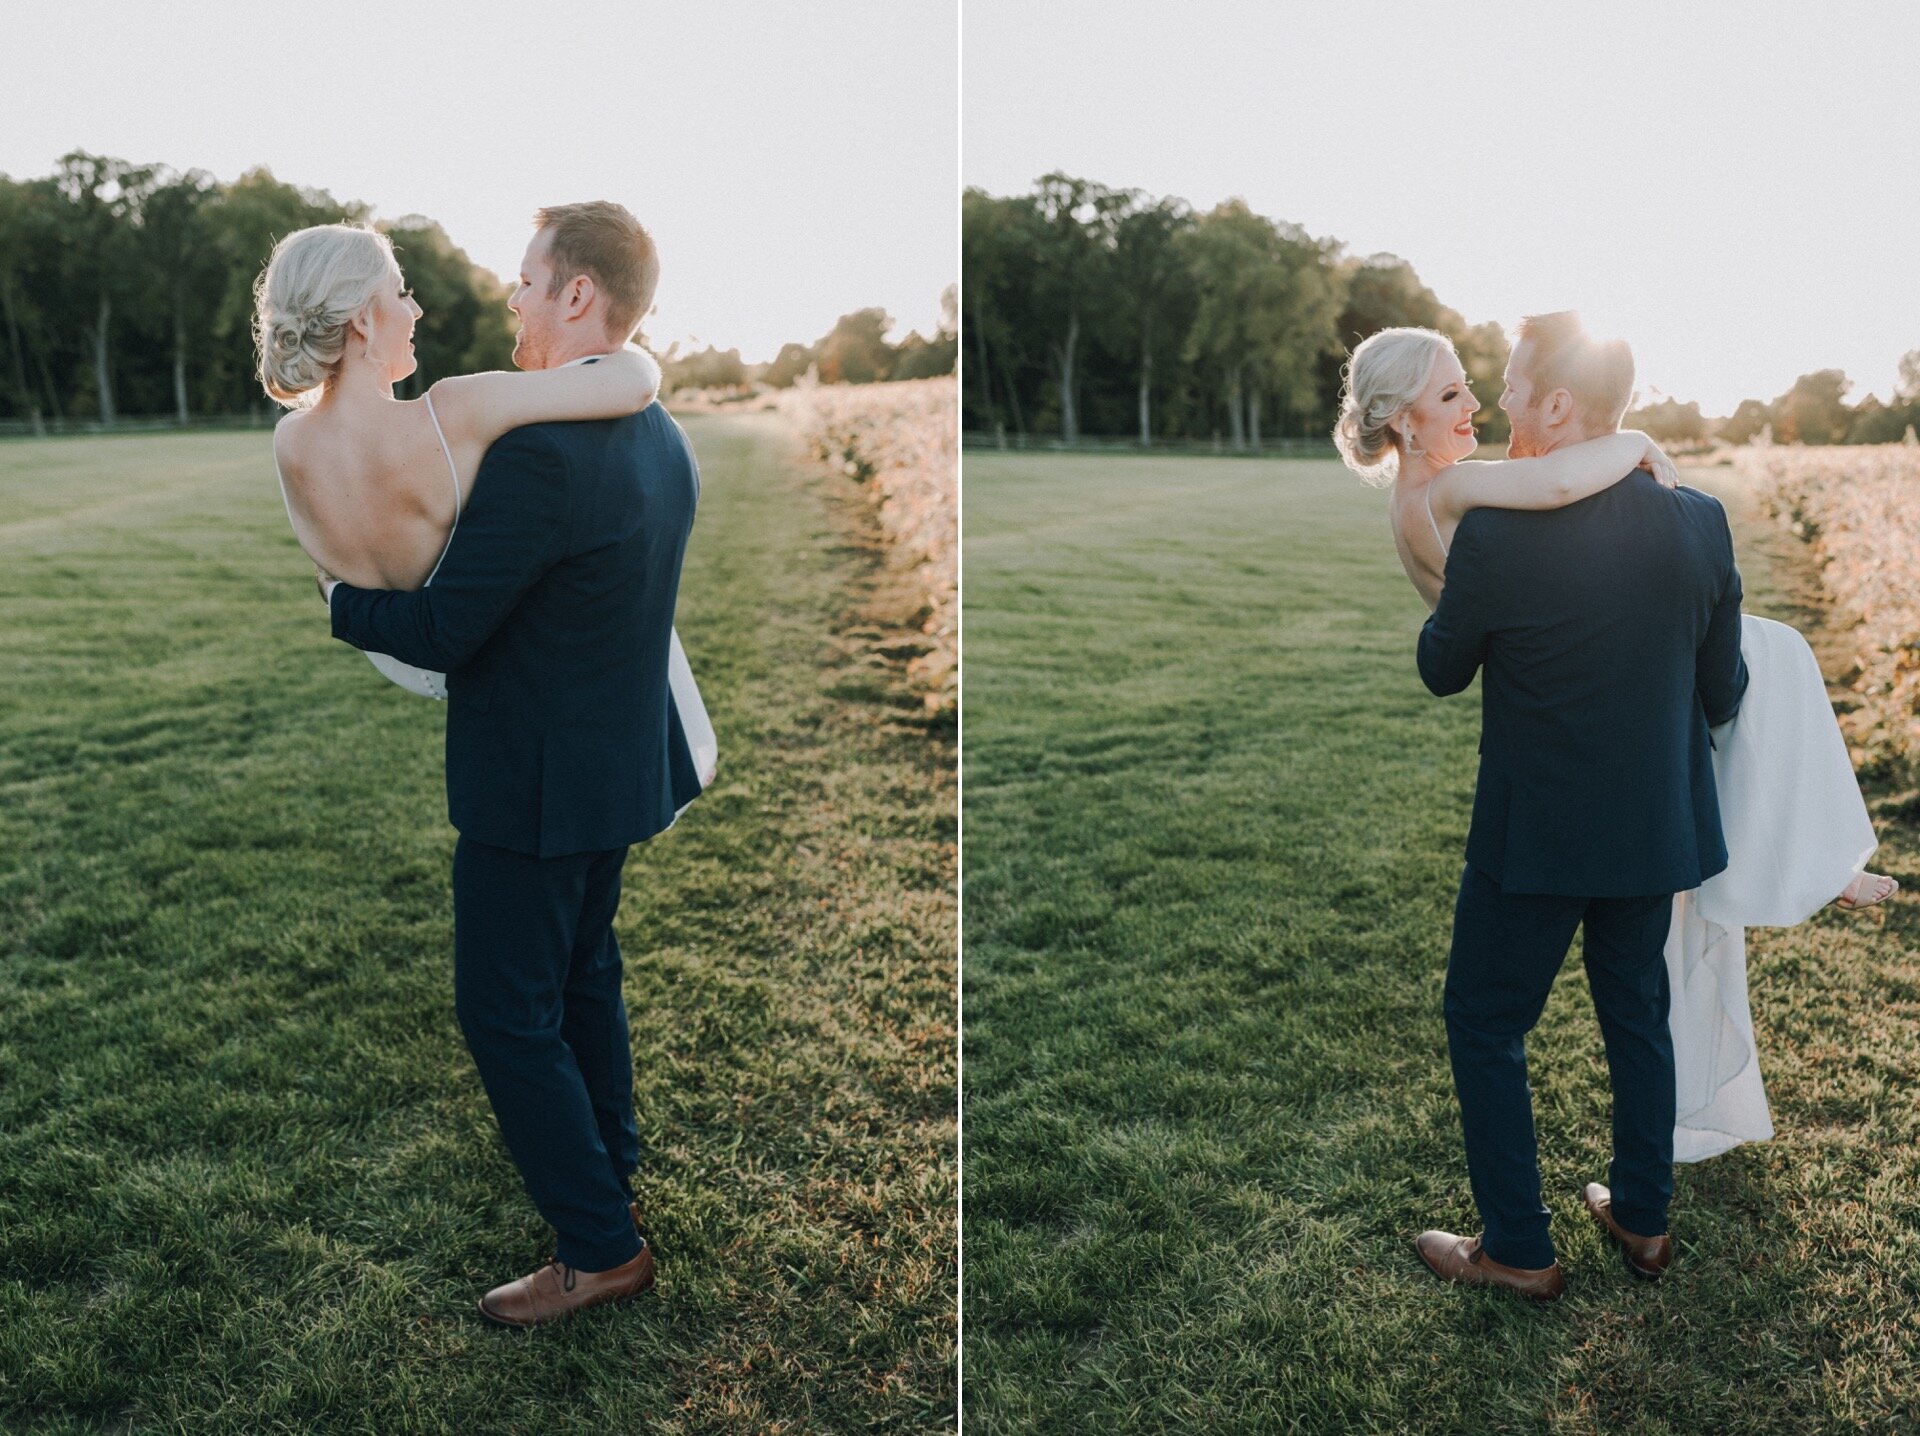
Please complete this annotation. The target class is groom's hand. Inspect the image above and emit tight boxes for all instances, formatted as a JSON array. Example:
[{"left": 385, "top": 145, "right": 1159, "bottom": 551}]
[{"left": 315, "top": 565, "right": 339, "bottom": 605}]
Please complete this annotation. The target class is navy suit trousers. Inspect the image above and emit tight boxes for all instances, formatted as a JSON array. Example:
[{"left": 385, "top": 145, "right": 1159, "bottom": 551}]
[
  {"left": 1444, "top": 864, "right": 1676, "bottom": 1269},
  {"left": 452, "top": 835, "right": 643, "bottom": 1272}
]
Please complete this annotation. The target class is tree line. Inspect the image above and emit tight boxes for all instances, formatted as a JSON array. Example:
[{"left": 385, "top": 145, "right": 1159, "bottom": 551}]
[
  {"left": 0, "top": 152, "right": 520, "bottom": 432},
  {"left": 965, "top": 173, "right": 1512, "bottom": 448},
  {"left": 663, "top": 287, "right": 957, "bottom": 394},
  {"left": 966, "top": 172, "right": 1920, "bottom": 450},
  {"left": 0, "top": 150, "right": 954, "bottom": 434},
  {"left": 1628, "top": 358, "right": 1920, "bottom": 448}
]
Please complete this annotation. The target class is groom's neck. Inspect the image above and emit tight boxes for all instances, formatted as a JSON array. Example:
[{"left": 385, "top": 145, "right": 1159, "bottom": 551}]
[
  {"left": 1535, "top": 422, "right": 1616, "bottom": 455},
  {"left": 540, "top": 329, "right": 621, "bottom": 370}
]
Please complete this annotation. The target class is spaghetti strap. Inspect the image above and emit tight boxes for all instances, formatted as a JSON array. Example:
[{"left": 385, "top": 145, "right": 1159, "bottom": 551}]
[
  {"left": 422, "top": 391, "right": 462, "bottom": 585},
  {"left": 1424, "top": 481, "right": 1449, "bottom": 559}
]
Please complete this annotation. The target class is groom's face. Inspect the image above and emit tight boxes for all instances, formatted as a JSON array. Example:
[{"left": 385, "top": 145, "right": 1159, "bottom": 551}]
[
  {"left": 509, "top": 229, "right": 565, "bottom": 371},
  {"left": 1501, "top": 341, "right": 1551, "bottom": 458}
]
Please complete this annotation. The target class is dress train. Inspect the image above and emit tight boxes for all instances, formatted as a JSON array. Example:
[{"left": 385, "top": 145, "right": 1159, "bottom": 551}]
[{"left": 1667, "top": 614, "right": 1877, "bottom": 1162}]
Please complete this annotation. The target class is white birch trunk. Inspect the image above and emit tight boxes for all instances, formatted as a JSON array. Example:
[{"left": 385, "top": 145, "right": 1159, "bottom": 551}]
[
  {"left": 1137, "top": 319, "right": 1153, "bottom": 446},
  {"left": 172, "top": 309, "right": 189, "bottom": 425},
  {"left": 93, "top": 290, "right": 115, "bottom": 424},
  {"left": 1058, "top": 309, "right": 1080, "bottom": 445},
  {"left": 968, "top": 292, "right": 995, "bottom": 435}
]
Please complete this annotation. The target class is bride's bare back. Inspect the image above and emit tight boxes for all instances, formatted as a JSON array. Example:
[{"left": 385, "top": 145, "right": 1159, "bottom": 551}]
[
  {"left": 1388, "top": 479, "right": 1451, "bottom": 608},
  {"left": 274, "top": 346, "right": 661, "bottom": 593},
  {"left": 276, "top": 397, "right": 467, "bottom": 591}
]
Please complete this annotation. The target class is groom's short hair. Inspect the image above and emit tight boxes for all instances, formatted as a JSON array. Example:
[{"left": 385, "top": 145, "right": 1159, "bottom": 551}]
[
  {"left": 533, "top": 201, "right": 659, "bottom": 342},
  {"left": 1514, "top": 311, "right": 1635, "bottom": 434}
]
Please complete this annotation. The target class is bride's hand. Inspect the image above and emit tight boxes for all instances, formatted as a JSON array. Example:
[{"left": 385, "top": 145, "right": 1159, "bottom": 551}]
[{"left": 1634, "top": 434, "right": 1680, "bottom": 490}]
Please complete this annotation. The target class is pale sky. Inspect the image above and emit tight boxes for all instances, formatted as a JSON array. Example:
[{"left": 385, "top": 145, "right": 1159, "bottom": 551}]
[
  {"left": 964, "top": 0, "right": 1919, "bottom": 415},
  {"left": 3, "top": 0, "right": 957, "bottom": 363}
]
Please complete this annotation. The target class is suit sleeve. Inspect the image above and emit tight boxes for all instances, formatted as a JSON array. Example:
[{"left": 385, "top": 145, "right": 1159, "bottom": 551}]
[
  {"left": 329, "top": 427, "right": 570, "bottom": 672},
  {"left": 1695, "top": 507, "right": 1748, "bottom": 727},
  {"left": 1417, "top": 510, "right": 1494, "bottom": 696}
]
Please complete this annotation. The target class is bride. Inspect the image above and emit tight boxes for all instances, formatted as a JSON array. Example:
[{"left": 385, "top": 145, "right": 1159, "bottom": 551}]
[
  {"left": 1336, "top": 321, "right": 1893, "bottom": 1162},
  {"left": 256, "top": 221, "right": 716, "bottom": 792}
]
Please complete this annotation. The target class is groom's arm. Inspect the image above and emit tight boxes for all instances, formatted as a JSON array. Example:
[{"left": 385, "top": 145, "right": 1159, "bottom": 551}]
[
  {"left": 1417, "top": 511, "right": 1494, "bottom": 696},
  {"left": 1695, "top": 515, "right": 1748, "bottom": 726},
  {"left": 329, "top": 428, "right": 571, "bottom": 672}
]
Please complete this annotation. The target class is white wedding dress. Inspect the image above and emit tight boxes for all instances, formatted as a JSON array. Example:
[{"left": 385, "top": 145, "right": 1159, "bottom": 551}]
[
  {"left": 274, "top": 393, "right": 719, "bottom": 805},
  {"left": 1667, "top": 614, "right": 1878, "bottom": 1161}
]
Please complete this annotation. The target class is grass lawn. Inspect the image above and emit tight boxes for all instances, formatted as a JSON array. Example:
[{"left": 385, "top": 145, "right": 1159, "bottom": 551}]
[
  {"left": 961, "top": 452, "right": 1919, "bottom": 1434},
  {"left": 0, "top": 416, "right": 956, "bottom": 1433}
]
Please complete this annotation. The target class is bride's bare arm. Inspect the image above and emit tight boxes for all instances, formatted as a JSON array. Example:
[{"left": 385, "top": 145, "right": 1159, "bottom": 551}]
[
  {"left": 426, "top": 345, "right": 661, "bottom": 451},
  {"left": 1431, "top": 430, "right": 1677, "bottom": 525}
]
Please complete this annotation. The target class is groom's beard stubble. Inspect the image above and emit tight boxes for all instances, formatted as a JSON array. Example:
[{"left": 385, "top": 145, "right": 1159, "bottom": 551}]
[
  {"left": 512, "top": 323, "right": 560, "bottom": 372},
  {"left": 1506, "top": 416, "right": 1546, "bottom": 460}
]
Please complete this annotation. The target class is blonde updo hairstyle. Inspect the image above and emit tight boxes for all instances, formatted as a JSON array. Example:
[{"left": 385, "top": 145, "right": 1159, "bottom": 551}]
[
  {"left": 254, "top": 223, "right": 399, "bottom": 408},
  {"left": 1332, "top": 326, "right": 1455, "bottom": 486}
]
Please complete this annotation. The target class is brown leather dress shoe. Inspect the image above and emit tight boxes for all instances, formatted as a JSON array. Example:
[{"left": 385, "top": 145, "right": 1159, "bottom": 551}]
[
  {"left": 1415, "top": 1229, "right": 1565, "bottom": 1302},
  {"left": 477, "top": 1241, "right": 656, "bottom": 1329},
  {"left": 1582, "top": 1182, "right": 1671, "bottom": 1279}
]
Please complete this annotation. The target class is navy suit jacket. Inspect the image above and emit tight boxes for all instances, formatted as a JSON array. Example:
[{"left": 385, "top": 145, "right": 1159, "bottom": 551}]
[
  {"left": 1417, "top": 471, "right": 1748, "bottom": 897},
  {"left": 330, "top": 400, "right": 704, "bottom": 858}
]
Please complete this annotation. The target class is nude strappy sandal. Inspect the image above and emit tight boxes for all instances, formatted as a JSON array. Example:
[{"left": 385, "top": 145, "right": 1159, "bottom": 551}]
[{"left": 1833, "top": 872, "right": 1900, "bottom": 911}]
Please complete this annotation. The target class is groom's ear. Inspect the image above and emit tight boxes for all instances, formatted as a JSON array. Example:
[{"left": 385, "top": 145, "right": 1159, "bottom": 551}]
[
  {"left": 562, "top": 272, "right": 598, "bottom": 321},
  {"left": 1544, "top": 387, "right": 1578, "bottom": 429}
]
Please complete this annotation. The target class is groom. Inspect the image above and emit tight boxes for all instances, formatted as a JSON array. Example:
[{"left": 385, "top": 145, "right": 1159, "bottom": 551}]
[
  {"left": 323, "top": 201, "right": 704, "bottom": 1326},
  {"left": 1413, "top": 312, "right": 1748, "bottom": 1300}
]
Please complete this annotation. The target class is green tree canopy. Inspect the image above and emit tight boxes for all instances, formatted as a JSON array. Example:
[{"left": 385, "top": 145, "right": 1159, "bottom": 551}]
[
  {"left": 1105, "top": 192, "right": 1195, "bottom": 444},
  {"left": 964, "top": 177, "right": 1522, "bottom": 448},
  {"left": 1719, "top": 398, "right": 1772, "bottom": 446},
  {"left": 1626, "top": 395, "right": 1709, "bottom": 443},
  {"left": 816, "top": 307, "right": 895, "bottom": 384},
  {"left": 1895, "top": 349, "right": 1920, "bottom": 405},
  {"left": 1180, "top": 200, "right": 1345, "bottom": 447},
  {"left": 1771, "top": 370, "right": 1852, "bottom": 445}
]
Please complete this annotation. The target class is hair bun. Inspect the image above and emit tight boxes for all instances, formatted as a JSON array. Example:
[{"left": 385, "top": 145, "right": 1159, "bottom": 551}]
[
  {"left": 1332, "top": 391, "right": 1398, "bottom": 483},
  {"left": 1331, "top": 327, "right": 1454, "bottom": 486},
  {"left": 251, "top": 223, "right": 399, "bottom": 407}
]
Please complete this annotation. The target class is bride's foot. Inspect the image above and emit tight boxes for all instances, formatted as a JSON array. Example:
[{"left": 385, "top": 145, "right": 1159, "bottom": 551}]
[{"left": 1833, "top": 871, "right": 1899, "bottom": 911}]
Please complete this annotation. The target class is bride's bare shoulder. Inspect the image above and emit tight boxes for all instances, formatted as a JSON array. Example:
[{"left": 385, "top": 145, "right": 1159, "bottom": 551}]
[
  {"left": 272, "top": 407, "right": 391, "bottom": 505},
  {"left": 1385, "top": 478, "right": 1417, "bottom": 524},
  {"left": 271, "top": 408, "right": 322, "bottom": 476},
  {"left": 274, "top": 401, "right": 424, "bottom": 470}
]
